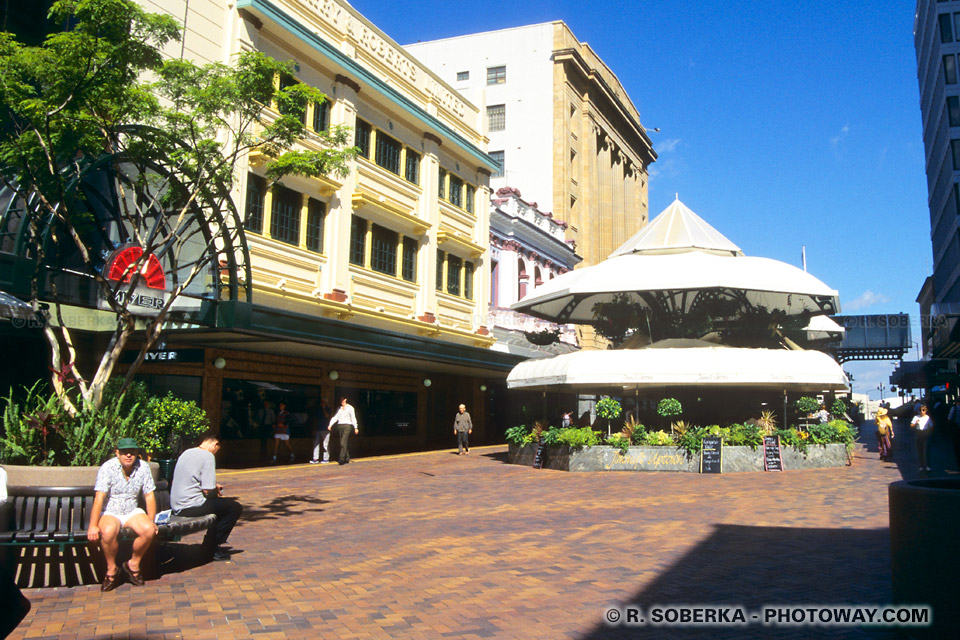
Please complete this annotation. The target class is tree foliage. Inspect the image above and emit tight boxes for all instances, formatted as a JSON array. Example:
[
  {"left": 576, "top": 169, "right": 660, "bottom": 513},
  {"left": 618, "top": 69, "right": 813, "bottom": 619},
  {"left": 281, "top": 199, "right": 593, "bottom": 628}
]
[{"left": 0, "top": 0, "right": 356, "bottom": 412}]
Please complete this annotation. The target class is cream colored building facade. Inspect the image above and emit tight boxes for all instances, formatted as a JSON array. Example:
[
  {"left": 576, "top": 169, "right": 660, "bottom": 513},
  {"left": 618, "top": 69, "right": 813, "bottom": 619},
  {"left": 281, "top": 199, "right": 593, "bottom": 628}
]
[
  {"left": 405, "top": 22, "right": 658, "bottom": 268},
  {"left": 119, "top": 0, "right": 517, "bottom": 458}
]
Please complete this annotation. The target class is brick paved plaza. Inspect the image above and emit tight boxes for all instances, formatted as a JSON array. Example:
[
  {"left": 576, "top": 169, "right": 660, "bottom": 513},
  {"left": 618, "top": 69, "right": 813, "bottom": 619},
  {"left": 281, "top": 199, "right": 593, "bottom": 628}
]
[{"left": 9, "top": 419, "right": 952, "bottom": 640}]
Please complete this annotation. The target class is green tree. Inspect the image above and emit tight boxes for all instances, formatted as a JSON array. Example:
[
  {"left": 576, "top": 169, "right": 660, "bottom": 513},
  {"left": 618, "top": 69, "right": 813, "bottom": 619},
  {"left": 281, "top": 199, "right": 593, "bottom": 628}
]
[{"left": 0, "top": 0, "right": 356, "bottom": 412}]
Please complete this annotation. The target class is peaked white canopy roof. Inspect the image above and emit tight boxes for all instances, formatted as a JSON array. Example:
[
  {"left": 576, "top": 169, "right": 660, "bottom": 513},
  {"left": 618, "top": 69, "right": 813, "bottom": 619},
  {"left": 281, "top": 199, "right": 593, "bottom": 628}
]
[
  {"left": 610, "top": 197, "right": 743, "bottom": 258},
  {"left": 512, "top": 199, "right": 840, "bottom": 322},
  {"left": 506, "top": 347, "right": 849, "bottom": 392}
]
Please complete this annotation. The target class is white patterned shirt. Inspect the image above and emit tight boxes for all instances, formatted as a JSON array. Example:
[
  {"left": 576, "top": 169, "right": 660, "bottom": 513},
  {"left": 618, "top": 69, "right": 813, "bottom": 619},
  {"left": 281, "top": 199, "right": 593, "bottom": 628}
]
[{"left": 94, "top": 457, "right": 156, "bottom": 516}]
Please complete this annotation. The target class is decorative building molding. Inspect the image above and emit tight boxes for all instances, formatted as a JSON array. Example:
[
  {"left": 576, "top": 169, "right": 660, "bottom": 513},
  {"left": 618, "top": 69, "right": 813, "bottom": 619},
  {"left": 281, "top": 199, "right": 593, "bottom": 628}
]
[
  {"left": 423, "top": 131, "right": 443, "bottom": 147},
  {"left": 335, "top": 74, "right": 361, "bottom": 93}
]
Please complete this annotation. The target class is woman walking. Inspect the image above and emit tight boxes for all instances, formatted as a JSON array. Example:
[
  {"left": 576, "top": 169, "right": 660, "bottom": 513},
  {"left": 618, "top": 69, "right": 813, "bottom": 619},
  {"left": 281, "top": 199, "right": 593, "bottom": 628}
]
[
  {"left": 875, "top": 407, "right": 894, "bottom": 461},
  {"left": 911, "top": 405, "right": 933, "bottom": 471}
]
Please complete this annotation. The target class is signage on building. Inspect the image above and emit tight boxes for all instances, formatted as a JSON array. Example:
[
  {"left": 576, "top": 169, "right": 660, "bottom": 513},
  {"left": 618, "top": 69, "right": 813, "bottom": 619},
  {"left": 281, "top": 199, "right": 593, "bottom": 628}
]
[
  {"left": 97, "top": 245, "right": 201, "bottom": 317},
  {"left": 119, "top": 349, "right": 204, "bottom": 364}
]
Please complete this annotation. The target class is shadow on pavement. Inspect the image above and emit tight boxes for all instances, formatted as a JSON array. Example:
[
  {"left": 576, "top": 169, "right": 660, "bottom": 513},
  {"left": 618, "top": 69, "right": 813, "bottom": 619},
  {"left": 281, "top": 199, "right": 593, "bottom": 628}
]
[
  {"left": 480, "top": 450, "right": 510, "bottom": 464},
  {"left": 236, "top": 493, "right": 329, "bottom": 525},
  {"left": 579, "top": 524, "right": 898, "bottom": 640}
]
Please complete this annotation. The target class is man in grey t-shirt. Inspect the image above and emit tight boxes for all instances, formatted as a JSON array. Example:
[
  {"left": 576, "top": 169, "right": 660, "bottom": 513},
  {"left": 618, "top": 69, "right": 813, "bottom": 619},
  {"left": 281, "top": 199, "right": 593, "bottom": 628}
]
[{"left": 170, "top": 433, "right": 243, "bottom": 561}]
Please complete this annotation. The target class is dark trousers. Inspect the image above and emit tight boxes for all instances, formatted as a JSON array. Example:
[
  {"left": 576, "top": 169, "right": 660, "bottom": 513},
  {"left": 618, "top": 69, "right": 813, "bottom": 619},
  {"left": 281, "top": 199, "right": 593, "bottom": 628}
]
[
  {"left": 457, "top": 430, "right": 470, "bottom": 453},
  {"left": 338, "top": 424, "right": 353, "bottom": 463},
  {"left": 916, "top": 428, "right": 932, "bottom": 469},
  {"left": 175, "top": 497, "right": 243, "bottom": 548}
]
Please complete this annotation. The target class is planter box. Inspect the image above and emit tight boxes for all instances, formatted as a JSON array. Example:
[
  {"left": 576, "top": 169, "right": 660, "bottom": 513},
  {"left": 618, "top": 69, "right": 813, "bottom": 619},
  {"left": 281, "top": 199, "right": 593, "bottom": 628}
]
[
  {"left": 3, "top": 461, "right": 161, "bottom": 488},
  {"left": 507, "top": 443, "right": 848, "bottom": 472}
]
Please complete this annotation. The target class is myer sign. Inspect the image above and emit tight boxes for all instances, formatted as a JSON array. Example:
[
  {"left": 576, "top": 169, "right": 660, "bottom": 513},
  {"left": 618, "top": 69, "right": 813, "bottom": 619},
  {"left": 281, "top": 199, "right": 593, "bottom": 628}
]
[
  {"left": 97, "top": 245, "right": 201, "bottom": 316},
  {"left": 119, "top": 349, "right": 204, "bottom": 364}
]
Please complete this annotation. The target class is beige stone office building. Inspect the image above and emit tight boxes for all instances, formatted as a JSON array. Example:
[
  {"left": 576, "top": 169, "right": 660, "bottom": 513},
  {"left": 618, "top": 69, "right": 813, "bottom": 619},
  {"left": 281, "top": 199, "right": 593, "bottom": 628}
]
[{"left": 405, "top": 22, "right": 658, "bottom": 269}]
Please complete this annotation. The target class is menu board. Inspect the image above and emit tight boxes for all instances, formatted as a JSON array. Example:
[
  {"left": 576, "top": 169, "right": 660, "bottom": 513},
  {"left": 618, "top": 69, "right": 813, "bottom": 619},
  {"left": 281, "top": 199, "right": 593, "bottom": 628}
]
[
  {"left": 763, "top": 435, "right": 784, "bottom": 471},
  {"left": 533, "top": 439, "right": 546, "bottom": 469},
  {"left": 700, "top": 436, "right": 722, "bottom": 473}
]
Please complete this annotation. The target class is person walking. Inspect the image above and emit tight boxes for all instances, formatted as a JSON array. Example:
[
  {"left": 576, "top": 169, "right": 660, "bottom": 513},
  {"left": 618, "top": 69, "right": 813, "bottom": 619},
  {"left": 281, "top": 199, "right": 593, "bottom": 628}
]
[
  {"left": 87, "top": 438, "right": 157, "bottom": 592},
  {"left": 328, "top": 397, "right": 358, "bottom": 464},
  {"left": 311, "top": 398, "right": 334, "bottom": 464},
  {"left": 911, "top": 405, "right": 933, "bottom": 471},
  {"left": 271, "top": 400, "right": 294, "bottom": 462},
  {"left": 454, "top": 404, "right": 473, "bottom": 455},
  {"left": 874, "top": 407, "right": 894, "bottom": 461},
  {"left": 170, "top": 432, "right": 243, "bottom": 562}
]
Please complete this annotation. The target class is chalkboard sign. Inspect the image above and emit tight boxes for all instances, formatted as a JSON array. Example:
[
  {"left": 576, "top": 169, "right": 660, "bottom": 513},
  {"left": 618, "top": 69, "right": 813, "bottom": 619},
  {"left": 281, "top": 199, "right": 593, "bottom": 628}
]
[
  {"left": 763, "top": 435, "right": 784, "bottom": 471},
  {"left": 533, "top": 439, "right": 546, "bottom": 469},
  {"left": 700, "top": 436, "right": 722, "bottom": 473}
]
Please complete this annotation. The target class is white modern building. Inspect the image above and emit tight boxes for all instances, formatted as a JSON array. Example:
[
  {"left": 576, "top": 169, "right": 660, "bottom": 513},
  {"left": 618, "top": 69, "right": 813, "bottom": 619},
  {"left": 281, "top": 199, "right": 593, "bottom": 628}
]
[{"left": 405, "top": 22, "right": 657, "bottom": 271}]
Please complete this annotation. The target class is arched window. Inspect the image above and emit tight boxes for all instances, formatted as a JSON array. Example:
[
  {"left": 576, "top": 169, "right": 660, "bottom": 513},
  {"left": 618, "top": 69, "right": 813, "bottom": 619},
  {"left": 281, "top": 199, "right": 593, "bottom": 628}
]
[
  {"left": 518, "top": 258, "right": 528, "bottom": 300},
  {"left": 534, "top": 266, "right": 543, "bottom": 287}
]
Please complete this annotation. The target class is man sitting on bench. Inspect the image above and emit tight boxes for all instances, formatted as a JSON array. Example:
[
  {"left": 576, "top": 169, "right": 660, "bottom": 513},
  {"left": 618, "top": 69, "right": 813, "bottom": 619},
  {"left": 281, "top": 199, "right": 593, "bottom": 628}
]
[
  {"left": 87, "top": 437, "right": 157, "bottom": 592},
  {"left": 170, "top": 432, "right": 243, "bottom": 562}
]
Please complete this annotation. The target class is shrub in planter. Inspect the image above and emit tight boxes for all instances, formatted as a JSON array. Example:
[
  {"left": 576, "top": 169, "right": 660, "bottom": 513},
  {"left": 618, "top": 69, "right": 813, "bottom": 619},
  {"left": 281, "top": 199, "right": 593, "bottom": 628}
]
[
  {"left": 657, "top": 397, "right": 682, "bottom": 418},
  {"left": 556, "top": 426, "right": 601, "bottom": 449},
  {"left": 1, "top": 381, "right": 152, "bottom": 466},
  {"left": 141, "top": 393, "right": 209, "bottom": 460},
  {"left": 794, "top": 396, "right": 820, "bottom": 416},
  {"left": 505, "top": 424, "right": 531, "bottom": 445}
]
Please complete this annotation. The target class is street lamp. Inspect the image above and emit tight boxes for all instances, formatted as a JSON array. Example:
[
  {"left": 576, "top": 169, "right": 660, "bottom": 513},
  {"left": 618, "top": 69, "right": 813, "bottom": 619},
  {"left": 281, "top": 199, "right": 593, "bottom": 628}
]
[{"left": 878, "top": 383, "right": 885, "bottom": 404}]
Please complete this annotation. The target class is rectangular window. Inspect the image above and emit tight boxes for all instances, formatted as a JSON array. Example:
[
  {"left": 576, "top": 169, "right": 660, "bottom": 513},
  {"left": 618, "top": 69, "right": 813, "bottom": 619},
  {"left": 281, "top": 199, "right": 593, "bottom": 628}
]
[
  {"left": 486, "top": 65, "right": 506, "bottom": 85},
  {"left": 438, "top": 168, "right": 446, "bottom": 199},
  {"left": 953, "top": 139, "right": 960, "bottom": 171},
  {"left": 465, "top": 185, "right": 475, "bottom": 214},
  {"left": 270, "top": 186, "right": 300, "bottom": 246},
  {"left": 950, "top": 96, "right": 960, "bottom": 127},
  {"left": 402, "top": 237, "right": 417, "bottom": 282},
  {"left": 489, "top": 151, "right": 504, "bottom": 177},
  {"left": 370, "top": 224, "right": 398, "bottom": 276},
  {"left": 405, "top": 149, "right": 420, "bottom": 184},
  {"left": 456, "top": 70, "right": 469, "bottom": 81},
  {"left": 278, "top": 75, "right": 306, "bottom": 125},
  {"left": 349, "top": 215, "right": 366, "bottom": 266},
  {"left": 487, "top": 104, "right": 505, "bottom": 131},
  {"left": 464, "top": 261, "right": 474, "bottom": 300},
  {"left": 375, "top": 131, "right": 402, "bottom": 174},
  {"left": 941, "top": 12, "right": 954, "bottom": 43},
  {"left": 244, "top": 173, "right": 266, "bottom": 233},
  {"left": 436, "top": 250, "right": 444, "bottom": 290},
  {"left": 954, "top": 13, "right": 960, "bottom": 44},
  {"left": 446, "top": 254, "right": 462, "bottom": 296},
  {"left": 355, "top": 118, "right": 372, "bottom": 158},
  {"left": 313, "top": 99, "right": 330, "bottom": 132},
  {"left": 946, "top": 55, "right": 958, "bottom": 85},
  {"left": 449, "top": 175, "right": 463, "bottom": 207},
  {"left": 306, "top": 198, "right": 325, "bottom": 253}
]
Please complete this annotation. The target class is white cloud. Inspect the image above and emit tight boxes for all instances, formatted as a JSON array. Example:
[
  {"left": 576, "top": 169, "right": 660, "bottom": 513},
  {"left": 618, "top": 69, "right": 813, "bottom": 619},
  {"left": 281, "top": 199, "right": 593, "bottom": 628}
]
[
  {"left": 844, "top": 290, "right": 890, "bottom": 311},
  {"left": 649, "top": 138, "right": 682, "bottom": 180},
  {"left": 830, "top": 124, "right": 850, "bottom": 152}
]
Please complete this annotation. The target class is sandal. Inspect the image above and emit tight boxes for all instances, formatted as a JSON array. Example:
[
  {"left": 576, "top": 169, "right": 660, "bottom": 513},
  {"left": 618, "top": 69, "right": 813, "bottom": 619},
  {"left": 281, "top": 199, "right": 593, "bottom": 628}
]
[
  {"left": 122, "top": 561, "right": 145, "bottom": 587},
  {"left": 101, "top": 571, "right": 122, "bottom": 592}
]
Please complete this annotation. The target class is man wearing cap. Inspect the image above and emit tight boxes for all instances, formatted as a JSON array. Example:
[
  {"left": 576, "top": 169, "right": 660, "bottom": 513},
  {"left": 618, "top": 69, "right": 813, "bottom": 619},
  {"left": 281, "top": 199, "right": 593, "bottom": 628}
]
[
  {"left": 170, "top": 432, "right": 243, "bottom": 561},
  {"left": 87, "top": 438, "right": 157, "bottom": 592}
]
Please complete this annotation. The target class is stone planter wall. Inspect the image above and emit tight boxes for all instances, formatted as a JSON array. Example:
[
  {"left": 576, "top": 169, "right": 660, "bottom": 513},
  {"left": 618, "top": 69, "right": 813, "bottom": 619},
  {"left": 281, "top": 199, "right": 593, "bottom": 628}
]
[
  {"left": 507, "top": 443, "right": 848, "bottom": 472},
  {"left": 3, "top": 461, "right": 161, "bottom": 487}
]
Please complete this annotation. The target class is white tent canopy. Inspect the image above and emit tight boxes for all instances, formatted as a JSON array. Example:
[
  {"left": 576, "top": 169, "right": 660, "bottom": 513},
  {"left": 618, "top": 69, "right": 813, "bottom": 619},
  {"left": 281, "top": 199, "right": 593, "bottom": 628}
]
[
  {"left": 506, "top": 346, "right": 849, "bottom": 392},
  {"left": 512, "top": 198, "right": 840, "bottom": 324},
  {"left": 512, "top": 252, "right": 840, "bottom": 323}
]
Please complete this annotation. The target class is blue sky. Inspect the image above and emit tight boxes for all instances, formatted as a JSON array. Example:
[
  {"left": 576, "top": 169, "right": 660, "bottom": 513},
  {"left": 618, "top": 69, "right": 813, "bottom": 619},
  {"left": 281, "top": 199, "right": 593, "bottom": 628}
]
[{"left": 352, "top": 0, "right": 927, "bottom": 401}]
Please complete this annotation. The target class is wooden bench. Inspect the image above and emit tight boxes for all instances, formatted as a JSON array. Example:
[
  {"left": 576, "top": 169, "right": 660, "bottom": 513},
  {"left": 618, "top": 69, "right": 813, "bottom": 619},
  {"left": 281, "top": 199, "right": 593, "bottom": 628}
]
[{"left": 0, "top": 485, "right": 216, "bottom": 586}]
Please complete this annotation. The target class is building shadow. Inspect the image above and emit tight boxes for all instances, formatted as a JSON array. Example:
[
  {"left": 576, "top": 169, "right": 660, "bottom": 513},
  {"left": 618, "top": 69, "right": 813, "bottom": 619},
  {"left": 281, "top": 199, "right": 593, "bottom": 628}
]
[
  {"left": 236, "top": 494, "right": 329, "bottom": 525},
  {"left": 480, "top": 450, "right": 511, "bottom": 464},
  {"left": 579, "top": 524, "right": 898, "bottom": 639}
]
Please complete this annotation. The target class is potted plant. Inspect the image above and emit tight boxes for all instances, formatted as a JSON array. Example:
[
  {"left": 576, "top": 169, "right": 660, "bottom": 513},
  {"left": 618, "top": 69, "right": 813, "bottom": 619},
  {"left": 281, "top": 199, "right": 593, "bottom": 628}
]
[
  {"left": 657, "top": 397, "right": 682, "bottom": 432},
  {"left": 141, "top": 393, "right": 209, "bottom": 480},
  {"left": 595, "top": 396, "right": 622, "bottom": 437}
]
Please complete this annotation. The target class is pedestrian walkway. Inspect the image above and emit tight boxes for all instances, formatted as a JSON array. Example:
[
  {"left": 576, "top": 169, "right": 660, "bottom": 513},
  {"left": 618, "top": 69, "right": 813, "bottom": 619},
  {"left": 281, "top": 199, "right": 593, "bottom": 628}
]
[{"left": 8, "top": 431, "right": 945, "bottom": 640}]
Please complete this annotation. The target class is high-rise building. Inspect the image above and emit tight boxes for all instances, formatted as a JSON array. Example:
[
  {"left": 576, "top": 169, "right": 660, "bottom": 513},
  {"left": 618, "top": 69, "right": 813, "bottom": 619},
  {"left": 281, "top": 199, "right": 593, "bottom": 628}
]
[
  {"left": 405, "top": 22, "right": 658, "bottom": 269},
  {"left": 915, "top": 0, "right": 960, "bottom": 357}
]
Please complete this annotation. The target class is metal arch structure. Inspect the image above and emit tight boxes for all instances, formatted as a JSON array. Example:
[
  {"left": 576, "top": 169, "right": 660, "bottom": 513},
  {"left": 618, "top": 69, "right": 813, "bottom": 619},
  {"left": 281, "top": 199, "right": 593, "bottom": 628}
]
[{"left": 0, "top": 136, "right": 253, "bottom": 320}]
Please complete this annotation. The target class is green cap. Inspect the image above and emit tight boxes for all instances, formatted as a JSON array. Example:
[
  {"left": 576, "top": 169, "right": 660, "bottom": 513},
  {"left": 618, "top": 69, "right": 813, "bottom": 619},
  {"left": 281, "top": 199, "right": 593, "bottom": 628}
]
[{"left": 116, "top": 437, "right": 140, "bottom": 450}]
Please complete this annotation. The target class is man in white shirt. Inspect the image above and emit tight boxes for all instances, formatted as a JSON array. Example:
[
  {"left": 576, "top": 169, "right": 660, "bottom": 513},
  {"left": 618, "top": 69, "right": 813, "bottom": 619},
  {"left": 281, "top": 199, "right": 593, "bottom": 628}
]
[{"left": 328, "top": 397, "right": 359, "bottom": 464}]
